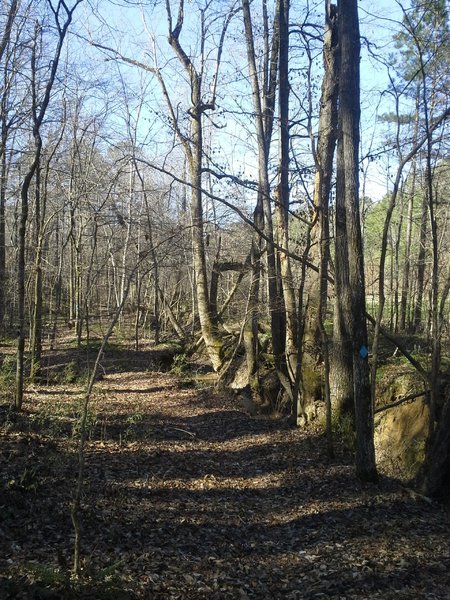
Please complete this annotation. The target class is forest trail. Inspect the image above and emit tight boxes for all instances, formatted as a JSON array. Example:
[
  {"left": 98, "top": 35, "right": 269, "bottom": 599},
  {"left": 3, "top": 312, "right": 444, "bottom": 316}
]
[{"left": 1, "top": 369, "right": 450, "bottom": 599}]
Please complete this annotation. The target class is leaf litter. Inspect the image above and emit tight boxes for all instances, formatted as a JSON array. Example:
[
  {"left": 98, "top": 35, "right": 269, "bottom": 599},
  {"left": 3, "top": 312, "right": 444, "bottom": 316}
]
[{"left": 0, "top": 369, "right": 449, "bottom": 599}]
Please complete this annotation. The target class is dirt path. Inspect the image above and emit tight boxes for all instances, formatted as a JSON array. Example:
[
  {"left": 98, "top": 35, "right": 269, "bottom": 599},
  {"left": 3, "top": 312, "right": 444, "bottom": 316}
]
[{"left": 1, "top": 370, "right": 450, "bottom": 599}]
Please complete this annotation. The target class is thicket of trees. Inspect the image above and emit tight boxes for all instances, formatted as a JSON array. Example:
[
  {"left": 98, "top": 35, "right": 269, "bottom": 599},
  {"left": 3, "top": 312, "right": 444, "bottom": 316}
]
[{"left": 1, "top": 0, "right": 449, "bottom": 494}]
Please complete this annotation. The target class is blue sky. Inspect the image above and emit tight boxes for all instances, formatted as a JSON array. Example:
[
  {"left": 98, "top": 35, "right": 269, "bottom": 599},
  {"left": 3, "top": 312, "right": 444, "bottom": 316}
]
[{"left": 75, "top": 0, "right": 413, "bottom": 201}]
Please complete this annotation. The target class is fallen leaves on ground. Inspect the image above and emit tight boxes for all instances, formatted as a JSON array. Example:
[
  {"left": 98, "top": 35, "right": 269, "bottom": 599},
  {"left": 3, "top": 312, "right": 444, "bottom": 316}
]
[{"left": 1, "top": 370, "right": 449, "bottom": 599}]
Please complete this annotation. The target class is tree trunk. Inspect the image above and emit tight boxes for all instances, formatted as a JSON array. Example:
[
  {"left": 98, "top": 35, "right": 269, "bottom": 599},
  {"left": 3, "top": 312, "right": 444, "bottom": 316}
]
[
  {"left": 308, "top": 0, "right": 338, "bottom": 353},
  {"left": 30, "top": 157, "right": 43, "bottom": 381},
  {"left": 421, "top": 395, "right": 450, "bottom": 498},
  {"left": 335, "top": 0, "right": 377, "bottom": 481},
  {"left": 242, "top": 0, "right": 285, "bottom": 380},
  {"left": 412, "top": 183, "right": 428, "bottom": 332},
  {"left": 0, "top": 129, "right": 7, "bottom": 329},
  {"left": 400, "top": 87, "right": 420, "bottom": 331},
  {"left": 188, "top": 135, "right": 223, "bottom": 371},
  {"left": 0, "top": 1, "right": 19, "bottom": 329},
  {"left": 276, "top": 0, "right": 297, "bottom": 384},
  {"left": 330, "top": 154, "right": 354, "bottom": 419},
  {"left": 15, "top": 2, "right": 81, "bottom": 408},
  {"left": 243, "top": 240, "right": 261, "bottom": 386},
  {"left": 314, "top": 1, "right": 351, "bottom": 420},
  {"left": 164, "top": 1, "right": 227, "bottom": 371}
]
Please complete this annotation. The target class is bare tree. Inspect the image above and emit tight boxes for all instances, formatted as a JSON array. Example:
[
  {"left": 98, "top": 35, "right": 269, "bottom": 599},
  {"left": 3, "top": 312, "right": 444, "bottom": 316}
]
[
  {"left": 0, "top": 0, "right": 26, "bottom": 329},
  {"left": 242, "top": 0, "right": 288, "bottom": 395},
  {"left": 15, "top": 0, "right": 83, "bottom": 409}
]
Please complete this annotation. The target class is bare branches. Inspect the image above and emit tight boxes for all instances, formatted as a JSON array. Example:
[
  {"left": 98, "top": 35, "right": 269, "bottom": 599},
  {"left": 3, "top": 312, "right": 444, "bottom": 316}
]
[
  {"left": 374, "top": 390, "right": 428, "bottom": 414},
  {"left": 209, "top": 1, "right": 241, "bottom": 107},
  {"left": 0, "top": 0, "right": 19, "bottom": 64}
]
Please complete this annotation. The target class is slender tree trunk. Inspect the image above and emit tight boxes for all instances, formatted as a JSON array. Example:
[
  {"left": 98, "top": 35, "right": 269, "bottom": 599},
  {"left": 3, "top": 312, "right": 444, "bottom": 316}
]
[
  {"left": 188, "top": 123, "right": 223, "bottom": 370},
  {"left": 418, "top": 48, "right": 440, "bottom": 439},
  {"left": 75, "top": 226, "right": 83, "bottom": 346},
  {"left": 119, "top": 166, "right": 134, "bottom": 311},
  {"left": 0, "top": 0, "right": 19, "bottom": 328},
  {"left": 30, "top": 157, "right": 43, "bottom": 381},
  {"left": 243, "top": 240, "right": 261, "bottom": 385},
  {"left": 209, "top": 237, "right": 222, "bottom": 325},
  {"left": 165, "top": 1, "right": 227, "bottom": 371},
  {"left": 291, "top": 220, "right": 313, "bottom": 425},
  {"left": 400, "top": 88, "right": 420, "bottom": 331},
  {"left": 16, "top": 164, "right": 36, "bottom": 409},
  {"left": 69, "top": 204, "right": 76, "bottom": 323},
  {"left": 50, "top": 212, "right": 64, "bottom": 350},
  {"left": 390, "top": 202, "right": 403, "bottom": 333},
  {"left": 276, "top": 0, "right": 297, "bottom": 383},
  {"left": 412, "top": 180, "right": 428, "bottom": 333},
  {"left": 158, "top": 284, "right": 185, "bottom": 340},
  {"left": 81, "top": 217, "right": 99, "bottom": 346},
  {"left": 400, "top": 175, "right": 416, "bottom": 331},
  {"left": 17, "top": 23, "right": 41, "bottom": 409},
  {"left": 30, "top": 129, "right": 63, "bottom": 378},
  {"left": 242, "top": 0, "right": 285, "bottom": 378},
  {"left": 0, "top": 131, "right": 7, "bottom": 329}
]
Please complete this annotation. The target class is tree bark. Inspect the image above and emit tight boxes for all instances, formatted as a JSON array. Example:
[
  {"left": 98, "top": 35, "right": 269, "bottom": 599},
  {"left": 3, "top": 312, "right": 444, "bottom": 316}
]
[
  {"left": 335, "top": 0, "right": 377, "bottom": 481},
  {"left": 0, "top": 124, "right": 7, "bottom": 329},
  {"left": 242, "top": 0, "right": 285, "bottom": 379},
  {"left": 400, "top": 87, "right": 420, "bottom": 331},
  {"left": 276, "top": 0, "right": 298, "bottom": 384},
  {"left": 165, "top": 0, "right": 226, "bottom": 371},
  {"left": 412, "top": 185, "right": 428, "bottom": 333},
  {"left": 30, "top": 156, "right": 43, "bottom": 381}
]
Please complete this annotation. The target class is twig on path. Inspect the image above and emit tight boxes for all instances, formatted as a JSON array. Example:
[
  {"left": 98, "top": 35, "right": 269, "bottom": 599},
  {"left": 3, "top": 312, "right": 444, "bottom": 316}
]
[{"left": 165, "top": 426, "right": 197, "bottom": 438}]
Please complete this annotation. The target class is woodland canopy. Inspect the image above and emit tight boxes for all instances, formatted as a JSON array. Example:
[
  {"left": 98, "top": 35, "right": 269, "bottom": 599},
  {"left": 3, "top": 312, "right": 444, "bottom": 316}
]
[{"left": 0, "top": 0, "right": 449, "bottom": 593}]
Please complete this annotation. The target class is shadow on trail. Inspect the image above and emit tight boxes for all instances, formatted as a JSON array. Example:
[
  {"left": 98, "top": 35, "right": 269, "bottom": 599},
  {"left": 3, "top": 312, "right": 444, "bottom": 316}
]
[
  {"left": 2, "top": 374, "right": 450, "bottom": 600},
  {"left": 93, "top": 495, "right": 449, "bottom": 558},
  {"left": 36, "top": 344, "right": 183, "bottom": 384},
  {"left": 91, "top": 402, "right": 294, "bottom": 443},
  {"left": 84, "top": 437, "right": 330, "bottom": 481}
]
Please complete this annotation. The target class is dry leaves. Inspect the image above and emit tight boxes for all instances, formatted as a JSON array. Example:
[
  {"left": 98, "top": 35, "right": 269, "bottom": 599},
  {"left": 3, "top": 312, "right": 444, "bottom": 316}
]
[{"left": 1, "top": 370, "right": 449, "bottom": 599}]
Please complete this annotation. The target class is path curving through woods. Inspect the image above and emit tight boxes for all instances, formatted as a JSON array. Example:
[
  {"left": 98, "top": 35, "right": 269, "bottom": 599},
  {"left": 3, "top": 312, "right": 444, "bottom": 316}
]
[{"left": 1, "top": 370, "right": 449, "bottom": 599}]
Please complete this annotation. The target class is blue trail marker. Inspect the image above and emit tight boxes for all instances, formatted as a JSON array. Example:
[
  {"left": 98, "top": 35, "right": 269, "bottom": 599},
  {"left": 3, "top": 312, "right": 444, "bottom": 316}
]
[{"left": 359, "top": 345, "right": 369, "bottom": 359}]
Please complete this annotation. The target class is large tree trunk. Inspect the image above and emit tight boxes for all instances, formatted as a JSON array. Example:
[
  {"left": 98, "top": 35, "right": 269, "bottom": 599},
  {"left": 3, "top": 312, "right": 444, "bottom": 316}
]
[
  {"left": 314, "top": 0, "right": 338, "bottom": 452},
  {"left": 421, "top": 395, "right": 450, "bottom": 498},
  {"left": 334, "top": 0, "right": 377, "bottom": 482},
  {"left": 330, "top": 153, "right": 354, "bottom": 419}
]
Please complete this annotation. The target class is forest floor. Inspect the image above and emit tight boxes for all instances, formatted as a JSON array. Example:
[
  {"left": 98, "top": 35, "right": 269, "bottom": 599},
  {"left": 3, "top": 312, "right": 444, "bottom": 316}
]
[{"left": 0, "top": 347, "right": 450, "bottom": 599}]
